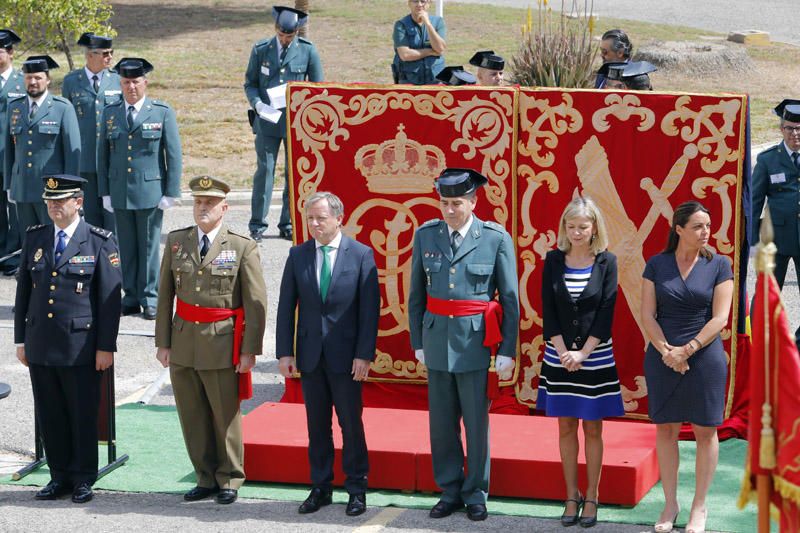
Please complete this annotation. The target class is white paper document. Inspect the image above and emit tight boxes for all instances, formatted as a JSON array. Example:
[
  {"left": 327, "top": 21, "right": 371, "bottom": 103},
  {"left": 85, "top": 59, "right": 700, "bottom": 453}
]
[
  {"left": 266, "top": 83, "right": 288, "bottom": 110},
  {"left": 258, "top": 105, "right": 283, "bottom": 124}
]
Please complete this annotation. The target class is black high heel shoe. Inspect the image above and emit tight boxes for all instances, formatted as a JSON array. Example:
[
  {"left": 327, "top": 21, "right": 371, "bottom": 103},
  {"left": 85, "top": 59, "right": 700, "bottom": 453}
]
[
  {"left": 579, "top": 499, "right": 598, "bottom": 528},
  {"left": 560, "top": 492, "right": 584, "bottom": 527}
]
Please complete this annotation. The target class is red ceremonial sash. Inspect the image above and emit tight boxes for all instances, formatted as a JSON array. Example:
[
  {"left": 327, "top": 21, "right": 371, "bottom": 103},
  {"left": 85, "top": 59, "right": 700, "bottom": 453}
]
[
  {"left": 425, "top": 295, "right": 504, "bottom": 399},
  {"left": 176, "top": 298, "right": 251, "bottom": 401}
]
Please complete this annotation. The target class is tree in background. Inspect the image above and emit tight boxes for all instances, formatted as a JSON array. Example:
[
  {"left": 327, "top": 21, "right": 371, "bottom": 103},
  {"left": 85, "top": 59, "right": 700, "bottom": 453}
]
[
  {"left": 0, "top": 0, "right": 115, "bottom": 70},
  {"left": 509, "top": 0, "right": 597, "bottom": 88}
]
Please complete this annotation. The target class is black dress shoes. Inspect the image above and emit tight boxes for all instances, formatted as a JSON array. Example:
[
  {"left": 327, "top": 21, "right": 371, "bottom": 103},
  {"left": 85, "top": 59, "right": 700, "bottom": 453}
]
[
  {"left": 183, "top": 485, "right": 218, "bottom": 501},
  {"left": 466, "top": 503, "right": 488, "bottom": 521},
  {"left": 345, "top": 493, "right": 367, "bottom": 516},
  {"left": 298, "top": 487, "right": 332, "bottom": 514},
  {"left": 429, "top": 499, "right": 464, "bottom": 518},
  {"left": 35, "top": 480, "right": 72, "bottom": 500},
  {"left": 121, "top": 305, "right": 141, "bottom": 316},
  {"left": 216, "top": 489, "right": 237, "bottom": 504},
  {"left": 249, "top": 230, "right": 264, "bottom": 242},
  {"left": 143, "top": 306, "right": 157, "bottom": 320},
  {"left": 279, "top": 227, "right": 293, "bottom": 241},
  {"left": 71, "top": 483, "right": 93, "bottom": 504}
]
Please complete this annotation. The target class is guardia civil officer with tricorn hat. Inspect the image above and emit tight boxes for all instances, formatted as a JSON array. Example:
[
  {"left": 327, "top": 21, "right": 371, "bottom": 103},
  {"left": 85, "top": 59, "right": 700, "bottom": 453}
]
[
  {"left": 97, "top": 57, "right": 182, "bottom": 320},
  {"left": 244, "top": 5, "right": 323, "bottom": 242},
  {"left": 468, "top": 50, "right": 505, "bottom": 86},
  {"left": 4, "top": 55, "right": 80, "bottom": 232},
  {"left": 408, "top": 168, "right": 519, "bottom": 521},
  {"left": 14, "top": 174, "right": 122, "bottom": 504},
  {"left": 155, "top": 176, "right": 267, "bottom": 505}
]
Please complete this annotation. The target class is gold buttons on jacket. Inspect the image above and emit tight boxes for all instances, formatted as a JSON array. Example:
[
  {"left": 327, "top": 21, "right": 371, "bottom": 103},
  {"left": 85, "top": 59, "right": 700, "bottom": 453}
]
[
  {"left": 51, "top": 272, "right": 57, "bottom": 277},
  {"left": 449, "top": 283, "right": 454, "bottom": 289},
  {"left": 47, "top": 313, "right": 53, "bottom": 318},
  {"left": 49, "top": 285, "right": 55, "bottom": 290},
  {"left": 48, "top": 299, "right": 53, "bottom": 304}
]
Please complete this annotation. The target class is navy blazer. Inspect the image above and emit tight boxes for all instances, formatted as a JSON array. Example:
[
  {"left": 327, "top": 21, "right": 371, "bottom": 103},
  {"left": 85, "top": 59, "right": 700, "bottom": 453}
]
[
  {"left": 276, "top": 234, "right": 380, "bottom": 374},
  {"left": 541, "top": 249, "right": 618, "bottom": 350}
]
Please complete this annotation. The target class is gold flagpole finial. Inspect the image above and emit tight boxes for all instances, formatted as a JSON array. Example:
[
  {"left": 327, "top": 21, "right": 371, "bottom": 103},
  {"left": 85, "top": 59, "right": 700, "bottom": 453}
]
[{"left": 755, "top": 207, "right": 777, "bottom": 274}]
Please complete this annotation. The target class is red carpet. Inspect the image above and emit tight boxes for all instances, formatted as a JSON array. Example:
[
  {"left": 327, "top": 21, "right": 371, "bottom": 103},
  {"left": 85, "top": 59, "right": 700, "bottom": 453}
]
[{"left": 243, "top": 403, "right": 659, "bottom": 505}]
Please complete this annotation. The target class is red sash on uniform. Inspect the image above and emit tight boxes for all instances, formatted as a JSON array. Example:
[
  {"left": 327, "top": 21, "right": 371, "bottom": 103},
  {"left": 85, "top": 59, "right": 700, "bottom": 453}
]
[
  {"left": 425, "top": 295, "right": 504, "bottom": 399},
  {"left": 176, "top": 298, "right": 251, "bottom": 401}
]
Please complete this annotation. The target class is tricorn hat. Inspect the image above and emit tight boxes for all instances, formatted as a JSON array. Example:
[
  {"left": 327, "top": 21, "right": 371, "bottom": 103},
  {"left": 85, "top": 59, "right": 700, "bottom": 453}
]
[
  {"left": 112, "top": 57, "right": 154, "bottom": 78},
  {"left": 22, "top": 55, "right": 59, "bottom": 74},
  {"left": 77, "top": 32, "right": 113, "bottom": 49},
  {"left": 469, "top": 50, "right": 505, "bottom": 71},
  {"left": 435, "top": 66, "right": 477, "bottom": 86},
  {"left": 435, "top": 168, "right": 488, "bottom": 198},
  {"left": 272, "top": 6, "right": 309, "bottom": 33}
]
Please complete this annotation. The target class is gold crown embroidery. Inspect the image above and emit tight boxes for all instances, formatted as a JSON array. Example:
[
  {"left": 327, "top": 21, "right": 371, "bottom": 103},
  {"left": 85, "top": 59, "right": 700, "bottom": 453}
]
[{"left": 199, "top": 177, "right": 213, "bottom": 189}]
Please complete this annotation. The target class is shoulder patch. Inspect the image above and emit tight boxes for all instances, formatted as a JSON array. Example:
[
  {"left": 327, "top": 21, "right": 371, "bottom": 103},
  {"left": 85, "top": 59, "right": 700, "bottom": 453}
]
[
  {"left": 90, "top": 226, "right": 112, "bottom": 239},
  {"left": 419, "top": 219, "right": 441, "bottom": 230},
  {"left": 26, "top": 224, "right": 47, "bottom": 233},
  {"left": 483, "top": 221, "right": 505, "bottom": 232}
]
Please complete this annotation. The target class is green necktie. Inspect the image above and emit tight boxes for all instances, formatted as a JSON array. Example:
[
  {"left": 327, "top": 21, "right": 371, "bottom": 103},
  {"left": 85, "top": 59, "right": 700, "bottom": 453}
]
[{"left": 319, "top": 245, "right": 332, "bottom": 302}]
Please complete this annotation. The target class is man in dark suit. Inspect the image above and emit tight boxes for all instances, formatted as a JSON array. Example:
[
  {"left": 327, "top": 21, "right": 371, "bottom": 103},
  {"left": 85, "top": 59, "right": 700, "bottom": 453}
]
[
  {"left": 14, "top": 174, "right": 122, "bottom": 504},
  {"left": 752, "top": 99, "right": 800, "bottom": 295},
  {"left": 276, "top": 191, "right": 380, "bottom": 517}
]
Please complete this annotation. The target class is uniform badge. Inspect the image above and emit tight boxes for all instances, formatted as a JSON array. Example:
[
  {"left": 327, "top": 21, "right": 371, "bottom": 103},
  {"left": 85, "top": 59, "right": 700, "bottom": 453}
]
[
  {"left": 142, "top": 122, "right": 162, "bottom": 131},
  {"left": 199, "top": 177, "right": 212, "bottom": 189},
  {"left": 33, "top": 248, "right": 43, "bottom": 262},
  {"left": 76, "top": 282, "right": 83, "bottom": 294},
  {"left": 47, "top": 178, "right": 58, "bottom": 189},
  {"left": 69, "top": 255, "right": 95, "bottom": 264},
  {"left": 108, "top": 252, "right": 121, "bottom": 267},
  {"left": 212, "top": 249, "right": 237, "bottom": 266}
]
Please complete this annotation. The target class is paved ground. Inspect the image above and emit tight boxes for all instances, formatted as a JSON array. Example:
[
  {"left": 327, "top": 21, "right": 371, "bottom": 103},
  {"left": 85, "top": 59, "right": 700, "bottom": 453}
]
[
  {"left": 0, "top": 195, "right": 795, "bottom": 532},
  {"left": 456, "top": 0, "right": 799, "bottom": 46}
]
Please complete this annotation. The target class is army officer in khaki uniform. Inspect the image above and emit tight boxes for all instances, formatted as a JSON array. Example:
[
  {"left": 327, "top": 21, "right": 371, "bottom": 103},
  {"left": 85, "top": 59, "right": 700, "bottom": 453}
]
[{"left": 155, "top": 177, "right": 267, "bottom": 505}]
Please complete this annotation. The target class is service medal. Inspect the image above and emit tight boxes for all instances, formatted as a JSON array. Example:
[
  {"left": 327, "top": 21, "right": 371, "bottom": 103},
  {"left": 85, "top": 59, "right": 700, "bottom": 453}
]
[{"left": 33, "top": 248, "right": 43, "bottom": 262}]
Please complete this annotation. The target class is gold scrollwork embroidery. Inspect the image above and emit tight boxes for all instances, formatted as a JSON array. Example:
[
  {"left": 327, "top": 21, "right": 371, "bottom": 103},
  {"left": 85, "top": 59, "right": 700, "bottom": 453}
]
[
  {"left": 692, "top": 174, "right": 736, "bottom": 254},
  {"left": 592, "top": 93, "right": 656, "bottom": 132}
]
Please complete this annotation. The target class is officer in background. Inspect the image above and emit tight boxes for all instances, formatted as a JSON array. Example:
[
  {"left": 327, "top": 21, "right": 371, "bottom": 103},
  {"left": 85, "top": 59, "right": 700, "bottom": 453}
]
[
  {"left": 435, "top": 66, "right": 476, "bottom": 86},
  {"left": 601, "top": 61, "right": 657, "bottom": 91},
  {"left": 0, "top": 29, "right": 24, "bottom": 275},
  {"left": 155, "top": 176, "right": 267, "bottom": 505},
  {"left": 62, "top": 32, "right": 121, "bottom": 230},
  {"left": 408, "top": 168, "right": 519, "bottom": 521},
  {"left": 244, "top": 6, "right": 323, "bottom": 242},
  {"left": 14, "top": 174, "right": 122, "bottom": 504},
  {"left": 468, "top": 51, "right": 504, "bottom": 87},
  {"left": 392, "top": 0, "right": 447, "bottom": 85},
  {"left": 752, "top": 99, "right": 800, "bottom": 295},
  {"left": 4, "top": 56, "right": 80, "bottom": 231},
  {"left": 97, "top": 57, "right": 182, "bottom": 320}
]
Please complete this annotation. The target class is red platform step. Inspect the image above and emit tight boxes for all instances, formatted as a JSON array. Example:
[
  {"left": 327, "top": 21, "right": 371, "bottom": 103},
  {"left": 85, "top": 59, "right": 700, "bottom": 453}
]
[{"left": 243, "top": 402, "right": 659, "bottom": 505}]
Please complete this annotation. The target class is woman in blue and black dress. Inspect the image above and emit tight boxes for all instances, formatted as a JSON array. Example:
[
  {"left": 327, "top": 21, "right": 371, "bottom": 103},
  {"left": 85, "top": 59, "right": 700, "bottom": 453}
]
[
  {"left": 539, "top": 196, "right": 624, "bottom": 528},
  {"left": 641, "top": 201, "right": 733, "bottom": 533}
]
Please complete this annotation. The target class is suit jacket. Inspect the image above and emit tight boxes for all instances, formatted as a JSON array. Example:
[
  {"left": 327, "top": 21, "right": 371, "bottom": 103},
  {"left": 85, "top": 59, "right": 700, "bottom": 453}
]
[
  {"left": 276, "top": 234, "right": 380, "bottom": 374},
  {"left": 155, "top": 224, "right": 268, "bottom": 370},
  {"left": 407, "top": 217, "right": 520, "bottom": 373},
  {"left": 541, "top": 249, "right": 617, "bottom": 350},
  {"left": 751, "top": 141, "right": 800, "bottom": 257},
  {"left": 62, "top": 68, "right": 122, "bottom": 173},
  {"left": 4, "top": 93, "right": 81, "bottom": 200},
  {"left": 0, "top": 68, "right": 25, "bottom": 175},
  {"left": 14, "top": 220, "right": 122, "bottom": 365},
  {"left": 96, "top": 96, "right": 182, "bottom": 209},
  {"left": 244, "top": 35, "right": 323, "bottom": 138}
]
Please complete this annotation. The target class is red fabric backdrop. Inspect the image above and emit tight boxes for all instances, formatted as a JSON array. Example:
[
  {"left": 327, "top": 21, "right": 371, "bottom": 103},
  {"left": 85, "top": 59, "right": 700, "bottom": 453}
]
[{"left": 283, "top": 83, "right": 748, "bottom": 431}]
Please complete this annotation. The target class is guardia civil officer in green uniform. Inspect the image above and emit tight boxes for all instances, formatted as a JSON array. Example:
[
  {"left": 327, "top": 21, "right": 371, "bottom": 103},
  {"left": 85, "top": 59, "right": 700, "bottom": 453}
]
[
  {"left": 97, "top": 57, "right": 182, "bottom": 320},
  {"left": 392, "top": 0, "right": 447, "bottom": 84},
  {"left": 155, "top": 177, "right": 267, "bottom": 505},
  {"left": 4, "top": 55, "right": 80, "bottom": 232},
  {"left": 15, "top": 174, "right": 122, "bottom": 504},
  {"left": 408, "top": 168, "right": 519, "bottom": 521},
  {"left": 468, "top": 51, "right": 504, "bottom": 87},
  {"left": 752, "top": 99, "right": 800, "bottom": 295},
  {"left": 435, "top": 65, "right": 476, "bottom": 86},
  {"left": 244, "top": 6, "right": 323, "bottom": 242},
  {"left": 62, "top": 32, "right": 121, "bottom": 230},
  {"left": 0, "top": 29, "right": 25, "bottom": 275}
]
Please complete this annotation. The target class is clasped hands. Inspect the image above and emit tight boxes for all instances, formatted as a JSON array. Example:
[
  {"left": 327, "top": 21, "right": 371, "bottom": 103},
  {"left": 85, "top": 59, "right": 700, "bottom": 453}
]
[
  {"left": 660, "top": 343, "right": 690, "bottom": 374},
  {"left": 559, "top": 350, "right": 589, "bottom": 372}
]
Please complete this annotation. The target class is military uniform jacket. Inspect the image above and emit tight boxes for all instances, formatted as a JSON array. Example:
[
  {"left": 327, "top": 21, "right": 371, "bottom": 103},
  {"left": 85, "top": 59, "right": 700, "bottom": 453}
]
[
  {"left": 751, "top": 142, "right": 800, "bottom": 257},
  {"left": 97, "top": 96, "right": 182, "bottom": 210},
  {"left": 62, "top": 68, "right": 122, "bottom": 173},
  {"left": 392, "top": 14, "right": 446, "bottom": 85},
  {"left": 4, "top": 93, "right": 81, "bottom": 201},
  {"left": 244, "top": 35, "right": 323, "bottom": 138},
  {"left": 408, "top": 217, "right": 519, "bottom": 373},
  {"left": 0, "top": 68, "right": 25, "bottom": 176},
  {"left": 14, "top": 221, "right": 122, "bottom": 366},
  {"left": 155, "top": 225, "right": 268, "bottom": 370}
]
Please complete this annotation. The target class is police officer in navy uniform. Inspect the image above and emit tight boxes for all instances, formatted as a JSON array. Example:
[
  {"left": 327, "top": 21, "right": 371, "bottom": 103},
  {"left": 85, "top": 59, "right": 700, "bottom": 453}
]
[
  {"left": 97, "top": 58, "right": 182, "bottom": 320},
  {"left": 4, "top": 55, "right": 80, "bottom": 232},
  {"left": 752, "top": 99, "right": 800, "bottom": 295},
  {"left": 62, "top": 32, "right": 121, "bottom": 230},
  {"left": 0, "top": 29, "right": 25, "bottom": 275},
  {"left": 407, "top": 169, "right": 519, "bottom": 521},
  {"left": 14, "top": 174, "right": 122, "bottom": 504},
  {"left": 468, "top": 51, "right": 504, "bottom": 87},
  {"left": 244, "top": 6, "right": 323, "bottom": 242}
]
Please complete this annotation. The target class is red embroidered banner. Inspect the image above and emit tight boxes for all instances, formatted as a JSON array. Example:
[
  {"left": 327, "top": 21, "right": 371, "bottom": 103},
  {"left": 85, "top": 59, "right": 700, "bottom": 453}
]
[{"left": 285, "top": 83, "right": 747, "bottom": 423}]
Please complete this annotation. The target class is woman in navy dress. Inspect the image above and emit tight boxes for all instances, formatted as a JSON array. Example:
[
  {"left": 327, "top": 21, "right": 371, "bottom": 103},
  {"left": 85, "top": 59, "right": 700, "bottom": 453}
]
[
  {"left": 539, "top": 197, "right": 624, "bottom": 528},
  {"left": 640, "top": 201, "right": 733, "bottom": 533}
]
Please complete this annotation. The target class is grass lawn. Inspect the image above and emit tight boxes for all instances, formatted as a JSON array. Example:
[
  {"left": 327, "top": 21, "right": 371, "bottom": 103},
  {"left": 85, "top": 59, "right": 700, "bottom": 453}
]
[{"left": 36, "top": 0, "right": 800, "bottom": 187}]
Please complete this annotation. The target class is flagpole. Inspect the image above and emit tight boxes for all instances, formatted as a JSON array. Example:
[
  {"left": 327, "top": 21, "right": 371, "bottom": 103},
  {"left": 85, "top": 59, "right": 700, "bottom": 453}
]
[{"left": 755, "top": 208, "right": 777, "bottom": 533}]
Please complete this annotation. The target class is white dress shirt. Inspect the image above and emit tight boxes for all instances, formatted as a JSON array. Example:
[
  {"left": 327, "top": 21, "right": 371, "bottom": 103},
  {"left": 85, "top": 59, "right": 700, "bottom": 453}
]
[
  {"left": 125, "top": 96, "right": 146, "bottom": 122},
  {"left": 53, "top": 216, "right": 82, "bottom": 252},
  {"left": 27, "top": 90, "right": 48, "bottom": 115},
  {"left": 447, "top": 215, "right": 473, "bottom": 244},
  {"left": 85, "top": 67, "right": 104, "bottom": 89},
  {"left": 0, "top": 65, "right": 13, "bottom": 87},
  {"left": 197, "top": 224, "right": 222, "bottom": 257},
  {"left": 315, "top": 231, "right": 342, "bottom": 285}
]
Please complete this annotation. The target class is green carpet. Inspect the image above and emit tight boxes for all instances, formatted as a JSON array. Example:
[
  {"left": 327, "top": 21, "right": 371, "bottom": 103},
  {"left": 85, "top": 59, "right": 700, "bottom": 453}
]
[{"left": 2, "top": 404, "right": 757, "bottom": 532}]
